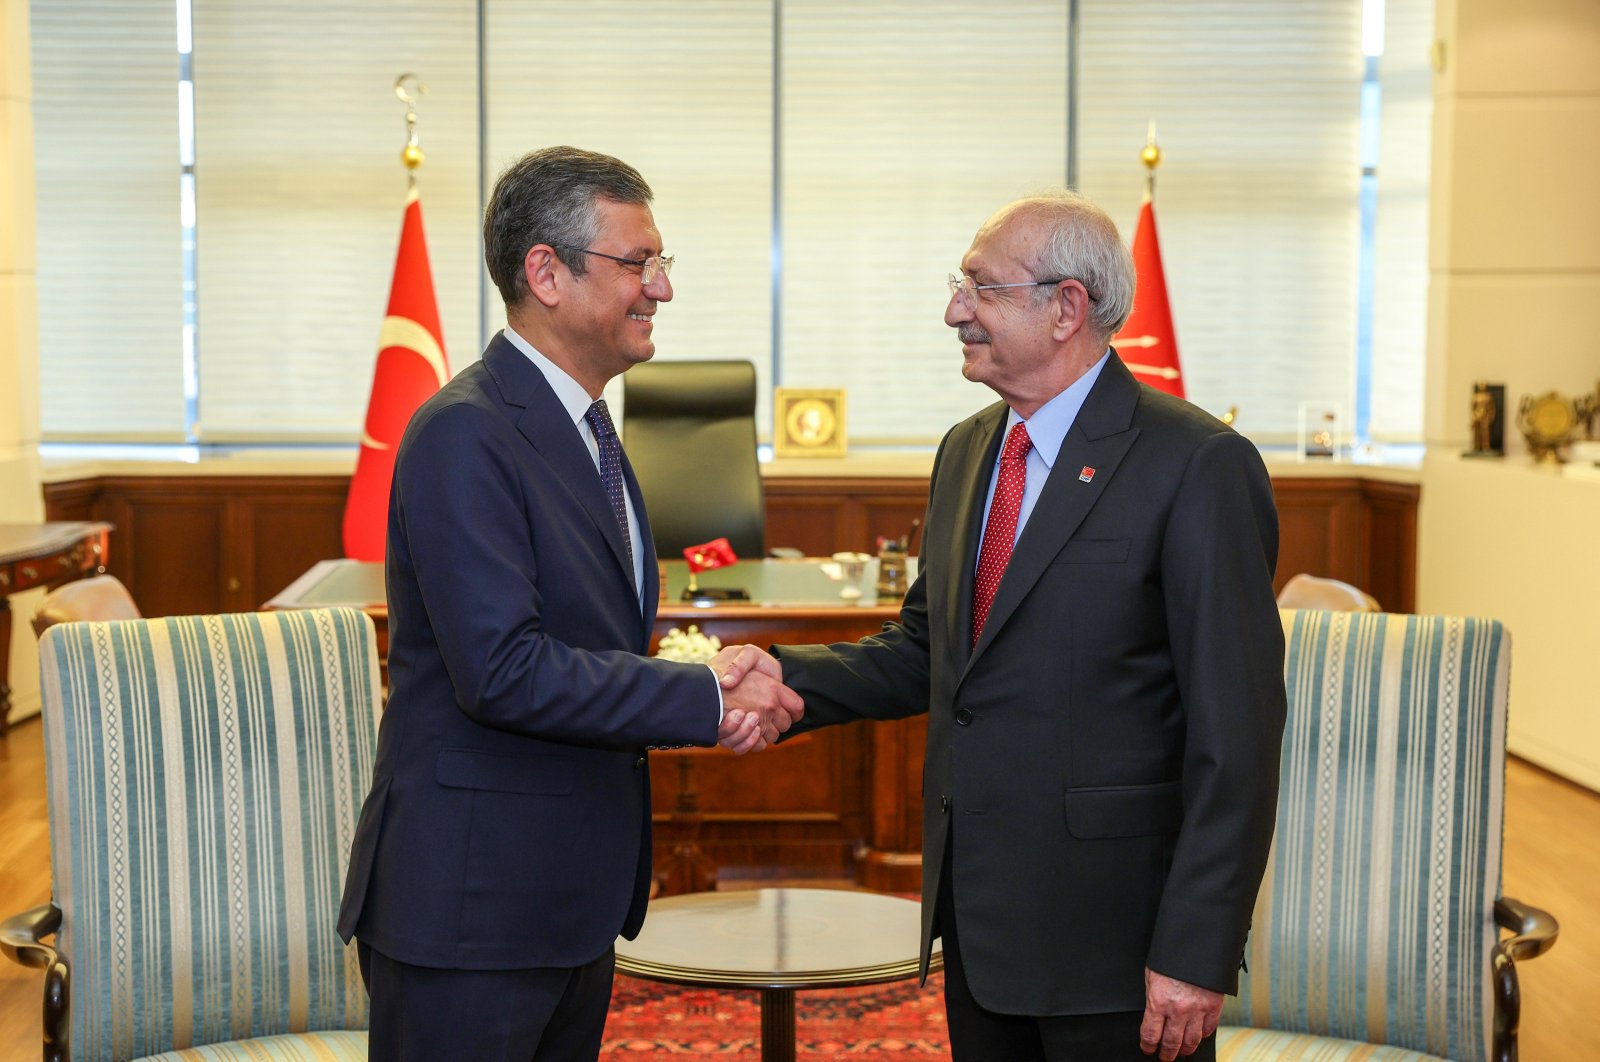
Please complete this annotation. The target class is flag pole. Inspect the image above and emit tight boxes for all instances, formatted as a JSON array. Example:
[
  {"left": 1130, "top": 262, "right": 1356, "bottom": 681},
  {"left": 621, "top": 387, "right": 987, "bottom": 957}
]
[
  {"left": 343, "top": 74, "right": 449, "bottom": 561},
  {"left": 1141, "top": 119, "right": 1162, "bottom": 203},
  {"left": 395, "top": 73, "right": 428, "bottom": 189}
]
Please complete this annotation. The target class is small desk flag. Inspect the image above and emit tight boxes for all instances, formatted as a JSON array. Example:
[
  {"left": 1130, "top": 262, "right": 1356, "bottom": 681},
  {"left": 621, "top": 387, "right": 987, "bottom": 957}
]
[{"left": 685, "top": 538, "right": 738, "bottom": 573}]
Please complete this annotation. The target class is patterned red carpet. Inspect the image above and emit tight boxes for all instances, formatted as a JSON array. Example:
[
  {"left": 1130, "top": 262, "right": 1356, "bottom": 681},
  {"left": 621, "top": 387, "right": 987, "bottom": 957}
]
[{"left": 603, "top": 973, "right": 951, "bottom": 1059}]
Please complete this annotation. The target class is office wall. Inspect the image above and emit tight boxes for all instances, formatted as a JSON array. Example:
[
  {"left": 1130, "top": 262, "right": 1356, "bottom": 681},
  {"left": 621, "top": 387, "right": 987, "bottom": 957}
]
[
  {"left": 1420, "top": 0, "right": 1600, "bottom": 789},
  {"left": 1, "top": 0, "right": 47, "bottom": 726}
]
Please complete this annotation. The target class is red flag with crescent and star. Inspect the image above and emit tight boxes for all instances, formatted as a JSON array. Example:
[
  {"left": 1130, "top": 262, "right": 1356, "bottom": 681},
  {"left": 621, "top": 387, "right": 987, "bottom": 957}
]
[
  {"left": 342, "top": 188, "right": 451, "bottom": 561},
  {"left": 1113, "top": 198, "right": 1185, "bottom": 398}
]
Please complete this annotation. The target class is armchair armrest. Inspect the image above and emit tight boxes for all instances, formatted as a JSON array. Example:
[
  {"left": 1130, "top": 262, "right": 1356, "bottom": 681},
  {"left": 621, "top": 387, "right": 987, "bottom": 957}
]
[
  {"left": 2, "top": 902, "right": 61, "bottom": 969},
  {"left": 1, "top": 903, "right": 71, "bottom": 1062},
  {"left": 1491, "top": 895, "right": 1559, "bottom": 1062}
]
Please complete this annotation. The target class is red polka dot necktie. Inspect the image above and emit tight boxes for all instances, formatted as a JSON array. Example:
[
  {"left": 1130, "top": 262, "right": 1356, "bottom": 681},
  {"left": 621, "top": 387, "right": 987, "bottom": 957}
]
[{"left": 971, "top": 421, "right": 1031, "bottom": 647}]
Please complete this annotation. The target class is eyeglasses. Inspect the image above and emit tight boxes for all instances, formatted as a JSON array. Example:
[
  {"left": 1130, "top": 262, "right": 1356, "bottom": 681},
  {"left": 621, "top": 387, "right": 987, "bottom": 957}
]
[
  {"left": 556, "top": 246, "right": 674, "bottom": 285},
  {"left": 947, "top": 273, "right": 1094, "bottom": 308}
]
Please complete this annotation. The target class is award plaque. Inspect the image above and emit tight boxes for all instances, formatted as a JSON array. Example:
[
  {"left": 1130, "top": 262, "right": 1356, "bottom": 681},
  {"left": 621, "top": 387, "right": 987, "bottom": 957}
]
[
  {"left": 1296, "top": 402, "right": 1342, "bottom": 461},
  {"left": 774, "top": 388, "right": 847, "bottom": 458}
]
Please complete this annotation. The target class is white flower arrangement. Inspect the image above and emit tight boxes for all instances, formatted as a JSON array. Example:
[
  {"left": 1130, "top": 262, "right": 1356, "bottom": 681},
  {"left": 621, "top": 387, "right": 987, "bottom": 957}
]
[{"left": 654, "top": 624, "right": 722, "bottom": 663}]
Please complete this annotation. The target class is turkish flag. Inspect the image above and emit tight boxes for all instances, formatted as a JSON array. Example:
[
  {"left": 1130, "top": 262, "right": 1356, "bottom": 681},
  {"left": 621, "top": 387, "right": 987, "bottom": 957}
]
[
  {"left": 684, "top": 538, "right": 738, "bottom": 573},
  {"left": 342, "top": 189, "right": 451, "bottom": 561},
  {"left": 1113, "top": 199, "right": 1185, "bottom": 398}
]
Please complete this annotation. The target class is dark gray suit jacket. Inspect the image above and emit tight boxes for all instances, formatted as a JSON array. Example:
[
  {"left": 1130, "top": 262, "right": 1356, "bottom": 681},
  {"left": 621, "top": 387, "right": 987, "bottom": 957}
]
[
  {"left": 339, "top": 333, "right": 719, "bottom": 970},
  {"left": 775, "top": 352, "right": 1286, "bottom": 1016}
]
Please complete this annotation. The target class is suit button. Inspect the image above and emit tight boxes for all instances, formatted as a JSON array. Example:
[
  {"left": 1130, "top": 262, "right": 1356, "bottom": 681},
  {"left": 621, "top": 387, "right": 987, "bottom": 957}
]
[
  {"left": 941, "top": 795, "right": 950, "bottom": 814},
  {"left": 954, "top": 708, "right": 973, "bottom": 726},
  {"left": 634, "top": 757, "right": 646, "bottom": 770}
]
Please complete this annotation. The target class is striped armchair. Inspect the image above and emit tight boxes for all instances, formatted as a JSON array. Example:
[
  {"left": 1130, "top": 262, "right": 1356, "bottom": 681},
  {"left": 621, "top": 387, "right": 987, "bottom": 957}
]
[
  {"left": 1216, "top": 610, "right": 1557, "bottom": 1062},
  {"left": 1, "top": 609, "right": 380, "bottom": 1061}
]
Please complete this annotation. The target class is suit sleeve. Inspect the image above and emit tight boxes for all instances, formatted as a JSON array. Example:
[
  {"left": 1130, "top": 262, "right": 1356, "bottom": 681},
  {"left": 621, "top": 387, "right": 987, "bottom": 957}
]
[
  {"left": 393, "top": 401, "right": 719, "bottom": 749},
  {"left": 774, "top": 567, "right": 934, "bottom": 733},
  {"left": 1146, "top": 429, "right": 1287, "bottom": 994}
]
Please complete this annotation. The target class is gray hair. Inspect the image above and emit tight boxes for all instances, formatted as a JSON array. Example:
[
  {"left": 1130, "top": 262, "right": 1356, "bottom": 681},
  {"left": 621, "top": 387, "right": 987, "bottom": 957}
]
[
  {"left": 483, "top": 146, "right": 654, "bottom": 307},
  {"left": 1008, "top": 192, "right": 1136, "bottom": 340}
]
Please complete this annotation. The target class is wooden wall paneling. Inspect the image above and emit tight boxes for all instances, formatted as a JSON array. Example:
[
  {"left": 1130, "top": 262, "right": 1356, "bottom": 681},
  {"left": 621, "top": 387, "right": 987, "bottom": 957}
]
[
  {"left": 765, "top": 497, "right": 844, "bottom": 557},
  {"left": 125, "top": 490, "right": 228, "bottom": 618},
  {"left": 1268, "top": 478, "right": 1364, "bottom": 593},
  {"left": 39, "top": 480, "right": 99, "bottom": 522},
  {"left": 244, "top": 479, "right": 349, "bottom": 609},
  {"left": 862, "top": 715, "right": 927, "bottom": 893},
  {"left": 861, "top": 496, "right": 931, "bottom": 555},
  {"left": 1361, "top": 481, "right": 1420, "bottom": 613}
]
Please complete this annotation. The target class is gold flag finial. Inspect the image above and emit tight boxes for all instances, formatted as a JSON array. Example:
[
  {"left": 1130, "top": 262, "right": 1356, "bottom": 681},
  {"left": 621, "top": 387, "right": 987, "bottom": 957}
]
[
  {"left": 395, "top": 73, "right": 428, "bottom": 178},
  {"left": 1140, "top": 120, "right": 1163, "bottom": 199}
]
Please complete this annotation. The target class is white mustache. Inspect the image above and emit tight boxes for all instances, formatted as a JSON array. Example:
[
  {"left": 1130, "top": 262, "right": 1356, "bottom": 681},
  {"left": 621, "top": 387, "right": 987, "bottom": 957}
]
[{"left": 958, "top": 325, "right": 991, "bottom": 345}]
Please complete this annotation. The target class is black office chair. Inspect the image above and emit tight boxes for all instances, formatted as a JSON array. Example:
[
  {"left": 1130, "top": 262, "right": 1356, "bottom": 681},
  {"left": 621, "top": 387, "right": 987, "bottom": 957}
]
[{"left": 623, "top": 359, "right": 765, "bottom": 559}]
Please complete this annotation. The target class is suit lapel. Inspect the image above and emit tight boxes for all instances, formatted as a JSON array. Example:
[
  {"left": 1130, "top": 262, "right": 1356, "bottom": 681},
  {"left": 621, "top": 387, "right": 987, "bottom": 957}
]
[
  {"left": 963, "top": 353, "right": 1144, "bottom": 672},
  {"left": 937, "top": 404, "right": 1009, "bottom": 657},
  {"left": 483, "top": 335, "right": 638, "bottom": 595}
]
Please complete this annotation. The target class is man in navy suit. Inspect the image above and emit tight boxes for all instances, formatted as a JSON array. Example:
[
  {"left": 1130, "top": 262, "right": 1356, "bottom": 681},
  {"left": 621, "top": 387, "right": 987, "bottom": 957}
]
[
  {"left": 724, "top": 192, "right": 1285, "bottom": 1061},
  {"left": 338, "top": 146, "right": 801, "bottom": 1060}
]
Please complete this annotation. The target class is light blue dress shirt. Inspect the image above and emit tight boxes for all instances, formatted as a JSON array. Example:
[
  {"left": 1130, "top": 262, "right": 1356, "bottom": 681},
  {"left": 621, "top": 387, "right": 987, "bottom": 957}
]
[{"left": 976, "top": 350, "right": 1111, "bottom": 566}]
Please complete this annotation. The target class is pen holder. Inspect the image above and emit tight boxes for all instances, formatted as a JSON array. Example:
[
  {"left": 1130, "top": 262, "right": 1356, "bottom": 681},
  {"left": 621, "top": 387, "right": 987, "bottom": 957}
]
[{"left": 875, "top": 544, "right": 908, "bottom": 600}]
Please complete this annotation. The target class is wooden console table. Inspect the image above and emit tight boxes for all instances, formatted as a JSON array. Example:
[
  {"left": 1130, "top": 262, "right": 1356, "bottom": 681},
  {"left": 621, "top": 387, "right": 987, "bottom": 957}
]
[{"left": 0, "top": 521, "right": 112, "bottom": 736}]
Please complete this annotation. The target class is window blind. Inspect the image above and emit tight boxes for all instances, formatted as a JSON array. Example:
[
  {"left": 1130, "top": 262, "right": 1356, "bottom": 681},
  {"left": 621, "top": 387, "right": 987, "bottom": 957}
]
[
  {"left": 780, "top": 0, "right": 1069, "bottom": 444},
  {"left": 1077, "top": 1, "right": 1365, "bottom": 443},
  {"left": 483, "top": 0, "right": 774, "bottom": 425},
  {"left": 190, "top": 0, "right": 480, "bottom": 442},
  {"left": 32, "top": 0, "right": 185, "bottom": 440}
]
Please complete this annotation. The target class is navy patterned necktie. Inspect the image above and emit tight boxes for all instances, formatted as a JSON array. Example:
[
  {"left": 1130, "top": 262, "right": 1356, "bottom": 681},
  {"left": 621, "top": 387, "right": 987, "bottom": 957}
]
[{"left": 584, "top": 400, "right": 634, "bottom": 569}]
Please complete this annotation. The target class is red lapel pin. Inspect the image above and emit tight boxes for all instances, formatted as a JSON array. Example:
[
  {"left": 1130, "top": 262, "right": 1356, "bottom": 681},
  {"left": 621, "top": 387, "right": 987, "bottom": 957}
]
[{"left": 1079, "top": 466, "right": 1096, "bottom": 483}]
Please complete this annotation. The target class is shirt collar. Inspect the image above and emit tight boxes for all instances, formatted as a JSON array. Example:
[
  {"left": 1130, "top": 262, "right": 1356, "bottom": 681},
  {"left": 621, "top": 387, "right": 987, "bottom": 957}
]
[
  {"left": 1005, "top": 348, "right": 1111, "bottom": 468},
  {"left": 501, "top": 326, "right": 595, "bottom": 428}
]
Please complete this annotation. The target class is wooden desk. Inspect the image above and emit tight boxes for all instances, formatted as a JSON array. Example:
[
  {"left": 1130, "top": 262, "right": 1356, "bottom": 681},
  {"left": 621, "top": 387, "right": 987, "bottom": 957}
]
[
  {"left": 0, "top": 522, "right": 112, "bottom": 735},
  {"left": 615, "top": 888, "right": 939, "bottom": 1062},
  {"left": 265, "top": 558, "right": 927, "bottom": 893}
]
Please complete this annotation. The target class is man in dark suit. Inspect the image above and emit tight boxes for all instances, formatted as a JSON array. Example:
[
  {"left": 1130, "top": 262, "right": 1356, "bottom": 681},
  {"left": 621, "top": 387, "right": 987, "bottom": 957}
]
[
  {"left": 730, "top": 192, "right": 1286, "bottom": 1060},
  {"left": 338, "top": 146, "right": 802, "bottom": 1061}
]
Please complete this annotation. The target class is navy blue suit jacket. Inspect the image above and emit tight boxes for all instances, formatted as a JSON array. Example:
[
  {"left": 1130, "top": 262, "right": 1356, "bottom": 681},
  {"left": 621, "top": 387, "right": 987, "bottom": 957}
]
[{"left": 338, "top": 333, "right": 720, "bottom": 970}]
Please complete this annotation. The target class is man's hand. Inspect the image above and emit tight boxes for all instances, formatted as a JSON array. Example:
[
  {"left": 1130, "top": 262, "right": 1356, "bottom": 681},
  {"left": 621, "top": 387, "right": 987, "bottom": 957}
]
[
  {"left": 1139, "top": 968, "right": 1222, "bottom": 1060},
  {"left": 709, "top": 644, "right": 804, "bottom": 746},
  {"left": 716, "top": 708, "right": 766, "bottom": 755}
]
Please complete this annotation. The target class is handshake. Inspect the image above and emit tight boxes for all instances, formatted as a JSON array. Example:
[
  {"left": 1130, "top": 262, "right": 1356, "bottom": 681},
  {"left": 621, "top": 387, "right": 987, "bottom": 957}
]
[{"left": 708, "top": 645, "right": 803, "bottom": 755}]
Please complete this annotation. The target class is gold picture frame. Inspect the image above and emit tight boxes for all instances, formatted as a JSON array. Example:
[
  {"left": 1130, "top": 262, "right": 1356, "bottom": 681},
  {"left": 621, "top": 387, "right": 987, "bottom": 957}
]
[{"left": 773, "top": 388, "right": 847, "bottom": 458}]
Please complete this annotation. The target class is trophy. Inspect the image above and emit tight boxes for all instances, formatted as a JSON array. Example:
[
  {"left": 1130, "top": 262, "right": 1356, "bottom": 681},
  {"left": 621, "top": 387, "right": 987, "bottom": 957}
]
[
  {"left": 1516, "top": 391, "right": 1584, "bottom": 464},
  {"left": 1464, "top": 381, "right": 1505, "bottom": 457}
]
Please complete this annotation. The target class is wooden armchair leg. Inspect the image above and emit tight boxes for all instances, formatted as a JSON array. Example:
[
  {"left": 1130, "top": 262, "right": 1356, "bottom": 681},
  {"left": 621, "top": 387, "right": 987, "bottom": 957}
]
[{"left": 1492, "top": 896, "right": 1559, "bottom": 1062}]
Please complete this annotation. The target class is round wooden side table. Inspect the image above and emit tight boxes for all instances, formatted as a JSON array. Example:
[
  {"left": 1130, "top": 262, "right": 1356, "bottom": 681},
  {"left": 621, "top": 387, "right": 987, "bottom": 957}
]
[{"left": 615, "top": 887, "right": 941, "bottom": 1062}]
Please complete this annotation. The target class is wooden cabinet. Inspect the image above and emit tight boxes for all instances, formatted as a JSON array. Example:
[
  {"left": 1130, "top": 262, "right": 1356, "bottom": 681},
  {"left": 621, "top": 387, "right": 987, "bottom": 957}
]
[
  {"left": 44, "top": 470, "right": 1418, "bottom": 616},
  {"left": 45, "top": 477, "right": 346, "bottom": 618}
]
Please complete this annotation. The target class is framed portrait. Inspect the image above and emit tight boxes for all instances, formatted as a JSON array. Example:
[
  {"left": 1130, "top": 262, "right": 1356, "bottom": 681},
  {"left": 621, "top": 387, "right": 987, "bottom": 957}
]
[{"left": 774, "top": 388, "right": 847, "bottom": 458}]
